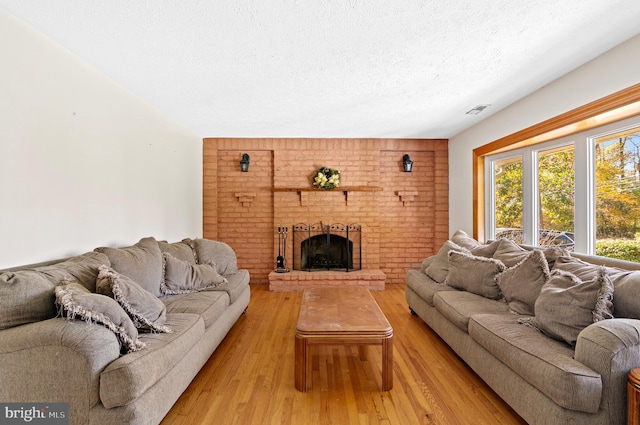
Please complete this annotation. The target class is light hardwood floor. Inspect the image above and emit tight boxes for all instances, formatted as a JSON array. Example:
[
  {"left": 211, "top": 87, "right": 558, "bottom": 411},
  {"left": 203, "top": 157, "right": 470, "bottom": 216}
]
[{"left": 161, "top": 284, "right": 527, "bottom": 425}]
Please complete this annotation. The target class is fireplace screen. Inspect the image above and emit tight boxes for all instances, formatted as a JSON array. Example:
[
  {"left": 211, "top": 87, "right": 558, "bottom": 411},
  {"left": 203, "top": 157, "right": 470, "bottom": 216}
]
[{"left": 292, "top": 223, "right": 361, "bottom": 272}]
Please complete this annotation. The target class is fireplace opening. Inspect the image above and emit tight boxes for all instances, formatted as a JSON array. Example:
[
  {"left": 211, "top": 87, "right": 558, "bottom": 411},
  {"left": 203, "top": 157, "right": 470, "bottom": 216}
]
[{"left": 292, "top": 223, "right": 361, "bottom": 272}]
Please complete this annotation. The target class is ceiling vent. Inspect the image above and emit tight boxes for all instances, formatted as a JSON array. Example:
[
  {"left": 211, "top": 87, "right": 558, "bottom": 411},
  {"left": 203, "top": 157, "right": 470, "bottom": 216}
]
[{"left": 466, "top": 104, "right": 491, "bottom": 115}]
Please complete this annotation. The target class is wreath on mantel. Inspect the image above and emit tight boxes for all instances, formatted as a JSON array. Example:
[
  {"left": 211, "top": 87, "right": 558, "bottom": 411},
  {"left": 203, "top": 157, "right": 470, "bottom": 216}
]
[{"left": 312, "top": 167, "right": 340, "bottom": 189}]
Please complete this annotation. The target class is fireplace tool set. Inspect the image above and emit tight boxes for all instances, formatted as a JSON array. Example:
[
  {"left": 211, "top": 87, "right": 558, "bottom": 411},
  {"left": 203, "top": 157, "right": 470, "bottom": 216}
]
[{"left": 275, "top": 225, "right": 290, "bottom": 273}]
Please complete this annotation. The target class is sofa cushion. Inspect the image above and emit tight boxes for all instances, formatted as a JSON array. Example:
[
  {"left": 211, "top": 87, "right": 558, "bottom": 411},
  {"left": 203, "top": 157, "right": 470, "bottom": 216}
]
[
  {"left": 30, "top": 251, "right": 111, "bottom": 291},
  {"left": 496, "top": 249, "right": 550, "bottom": 315},
  {"left": 0, "top": 271, "right": 56, "bottom": 330},
  {"left": 96, "top": 266, "right": 171, "bottom": 334},
  {"left": 469, "top": 313, "right": 602, "bottom": 413},
  {"left": 406, "top": 269, "right": 458, "bottom": 307},
  {"left": 420, "top": 255, "right": 435, "bottom": 274},
  {"left": 425, "top": 240, "right": 468, "bottom": 283},
  {"left": 95, "top": 237, "right": 163, "bottom": 296},
  {"left": 609, "top": 270, "right": 640, "bottom": 319},
  {"left": 158, "top": 240, "right": 196, "bottom": 264},
  {"left": 189, "top": 238, "right": 238, "bottom": 276},
  {"left": 525, "top": 268, "right": 614, "bottom": 346},
  {"left": 99, "top": 312, "right": 204, "bottom": 408},
  {"left": 201, "top": 269, "right": 250, "bottom": 304},
  {"left": 54, "top": 280, "right": 144, "bottom": 354},
  {"left": 163, "top": 291, "right": 230, "bottom": 328},
  {"left": 433, "top": 290, "right": 509, "bottom": 332},
  {"left": 445, "top": 250, "right": 506, "bottom": 299},
  {"left": 161, "top": 252, "right": 227, "bottom": 295}
]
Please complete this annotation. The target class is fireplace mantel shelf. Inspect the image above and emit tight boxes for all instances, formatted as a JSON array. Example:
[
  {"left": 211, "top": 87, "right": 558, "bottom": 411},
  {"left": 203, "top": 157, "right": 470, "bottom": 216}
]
[
  {"left": 273, "top": 186, "right": 382, "bottom": 206},
  {"left": 272, "top": 186, "right": 382, "bottom": 192}
]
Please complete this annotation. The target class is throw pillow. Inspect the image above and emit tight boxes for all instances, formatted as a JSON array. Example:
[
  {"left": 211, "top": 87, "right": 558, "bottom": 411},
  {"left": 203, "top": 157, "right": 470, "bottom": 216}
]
[
  {"left": 445, "top": 250, "right": 506, "bottom": 299},
  {"left": 189, "top": 239, "right": 238, "bottom": 276},
  {"left": 95, "top": 237, "right": 163, "bottom": 296},
  {"left": 425, "top": 240, "right": 469, "bottom": 283},
  {"left": 450, "top": 229, "right": 481, "bottom": 250},
  {"left": 495, "top": 249, "right": 550, "bottom": 315},
  {"left": 538, "top": 246, "right": 568, "bottom": 268},
  {"left": 492, "top": 238, "right": 529, "bottom": 267},
  {"left": 96, "top": 265, "right": 172, "bottom": 333},
  {"left": 553, "top": 255, "right": 629, "bottom": 282},
  {"left": 0, "top": 271, "right": 56, "bottom": 330},
  {"left": 161, "top": 252, "right": 228, "bottom": 295},
  {"left": 449, "top": 229, "right": 502, "bottom": 257},
  {"left": 54, "top": 279, "right": 145, "bottom": 354},
  {"left": 523, "top": 267, "right": 614, "bottom": 346},
  {"left": 469, "top": 239, "right": 502, "bottom": 258}
]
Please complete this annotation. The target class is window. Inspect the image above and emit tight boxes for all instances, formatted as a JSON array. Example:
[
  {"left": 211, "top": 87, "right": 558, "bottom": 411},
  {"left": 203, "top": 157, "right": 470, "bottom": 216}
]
[
  {"left": 593, "top": 125, "right": 640, "bottom": 259},
  {"left": 537, "top": 145, "right": 575, "bottom": 247},
  {"left": 485, "top": 116, "right": 640, "bottom": 260},
  {"left": 492, "top": 155, "right": 523, "bottom": 238}
]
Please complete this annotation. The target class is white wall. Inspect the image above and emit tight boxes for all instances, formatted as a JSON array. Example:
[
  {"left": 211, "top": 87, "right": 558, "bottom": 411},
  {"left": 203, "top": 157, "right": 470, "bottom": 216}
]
[
  {"left": 0, "top": 9, "right": 202, "bottom": 268},
  {"left": 449, "top": 33, "right": 640, "bottom": 239}
]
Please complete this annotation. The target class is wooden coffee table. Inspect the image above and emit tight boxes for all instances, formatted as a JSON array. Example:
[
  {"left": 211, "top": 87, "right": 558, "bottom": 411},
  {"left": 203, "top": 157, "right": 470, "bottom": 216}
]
[{"left": 294, "top": 287, "right": 393, "bottom": 392}]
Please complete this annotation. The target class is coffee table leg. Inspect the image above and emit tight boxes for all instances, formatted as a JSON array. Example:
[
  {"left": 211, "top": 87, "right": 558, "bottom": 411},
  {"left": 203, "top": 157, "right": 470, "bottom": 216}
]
[
  {"left": 381, "top": 336, "right": 393, "bottom": 391},
  {"left": 295, "top": 335, "right": 308, "bottom": 392}
]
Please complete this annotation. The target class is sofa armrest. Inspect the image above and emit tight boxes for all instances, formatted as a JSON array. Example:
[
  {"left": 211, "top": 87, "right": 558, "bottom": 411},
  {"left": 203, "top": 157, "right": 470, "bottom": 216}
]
[
  {"left": 575, "top": 318, "right": 640, "bottom": 415},
  {"left": 0, "top": 317, "right": 121, "bottom": 413}
]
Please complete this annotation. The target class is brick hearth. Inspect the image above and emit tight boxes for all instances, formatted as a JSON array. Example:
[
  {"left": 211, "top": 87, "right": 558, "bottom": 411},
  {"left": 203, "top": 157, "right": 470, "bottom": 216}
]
[
  {"left": 268, "top": 269, "right": 386, "bottom": 292},
  {"left": 202, "top": 138, "right": 448, "bottom": 287}
]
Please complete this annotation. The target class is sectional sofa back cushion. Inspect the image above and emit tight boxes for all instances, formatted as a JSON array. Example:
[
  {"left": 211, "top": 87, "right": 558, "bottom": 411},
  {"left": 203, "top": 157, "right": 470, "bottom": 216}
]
[
  {"left": 28, "top": 251, "right": 111, "bottom": 292},
  {"left": 0, "top": 271, "right": 56, "bottom": 330},
  {"left": 95, "top": 237, "right": 163, "bottom": 296},
  {"left": 158, "top": 240, "right": 196, "bottom": 264},
  {"left": 189, "top": 238, "right": 238, "bottom": 276},
  {"left": 0, "top": 251, "right": 111, "bottom": 330}
]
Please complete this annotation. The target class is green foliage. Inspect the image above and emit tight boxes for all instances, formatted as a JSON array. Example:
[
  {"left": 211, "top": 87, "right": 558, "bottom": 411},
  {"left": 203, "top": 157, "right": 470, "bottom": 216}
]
[
  {"left": 538, "top": 149, "right": 574, "bottom": 232},
  {"left": 595, "top": 136, "right": 640, "bottom": 239},
  {"left": 493, "top": 134, "right": 640, "bottom": 255},
  {"left": 494, "top": 160, "right": 523, "bottom": 228},
  {"left": 595, "top": 239, "right": 640, "bottom": 263}
]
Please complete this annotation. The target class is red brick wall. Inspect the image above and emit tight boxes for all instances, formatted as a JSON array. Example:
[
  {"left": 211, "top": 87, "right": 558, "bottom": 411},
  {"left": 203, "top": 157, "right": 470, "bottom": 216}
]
[{"left": 203, "top": 138, "right": 448, "bottom": 284}]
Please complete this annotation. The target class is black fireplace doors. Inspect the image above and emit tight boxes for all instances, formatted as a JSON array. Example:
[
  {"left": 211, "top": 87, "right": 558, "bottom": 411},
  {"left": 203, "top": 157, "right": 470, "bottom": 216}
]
[{"left": 292, "top": 223, "right": 362, "bottom": 272}]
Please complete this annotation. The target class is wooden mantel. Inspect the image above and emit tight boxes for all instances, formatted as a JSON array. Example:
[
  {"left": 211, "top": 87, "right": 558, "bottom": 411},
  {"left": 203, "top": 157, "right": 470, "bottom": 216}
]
[
  {"left": 272, "top": 186, "right": 383, "bottom": 192},
  {"left": 272, "top": 186, "right": 383, "bottom": 207}
]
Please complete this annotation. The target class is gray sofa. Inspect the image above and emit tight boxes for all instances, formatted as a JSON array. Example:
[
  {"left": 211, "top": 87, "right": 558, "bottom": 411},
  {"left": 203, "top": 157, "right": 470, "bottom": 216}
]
[
  {"left": 405, "top": 230, "right": 640, "bottom": 425},
  {"left": 0, "top": 236, "right": 250, "bottom": 425}
]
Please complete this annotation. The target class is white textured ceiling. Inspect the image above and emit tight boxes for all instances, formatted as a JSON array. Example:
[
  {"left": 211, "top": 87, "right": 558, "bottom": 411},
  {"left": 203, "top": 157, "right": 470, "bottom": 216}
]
[{"left": 2, "top": 1, "right": 640, "bottom": 138}]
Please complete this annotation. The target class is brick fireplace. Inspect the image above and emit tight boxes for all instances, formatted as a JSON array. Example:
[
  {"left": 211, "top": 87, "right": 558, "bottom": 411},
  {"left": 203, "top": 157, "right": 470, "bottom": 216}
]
[{"left": 202, "top": 138, "right": 448, "bottom": 289}]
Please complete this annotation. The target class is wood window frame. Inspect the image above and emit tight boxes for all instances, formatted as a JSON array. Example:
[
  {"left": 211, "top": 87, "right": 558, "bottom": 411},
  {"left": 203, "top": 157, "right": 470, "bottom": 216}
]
[{"left": 473, "top": 83, "right": 640, "bottom": 242}]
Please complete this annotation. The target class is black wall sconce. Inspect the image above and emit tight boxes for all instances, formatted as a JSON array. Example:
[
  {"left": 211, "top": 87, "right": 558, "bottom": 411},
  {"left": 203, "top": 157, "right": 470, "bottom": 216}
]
[
  {"left": 402, "top": 154, "right": 413, "bottom": 172},
  {"left": 240, "top": 153, "right": 250, "bottom": 172}
]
